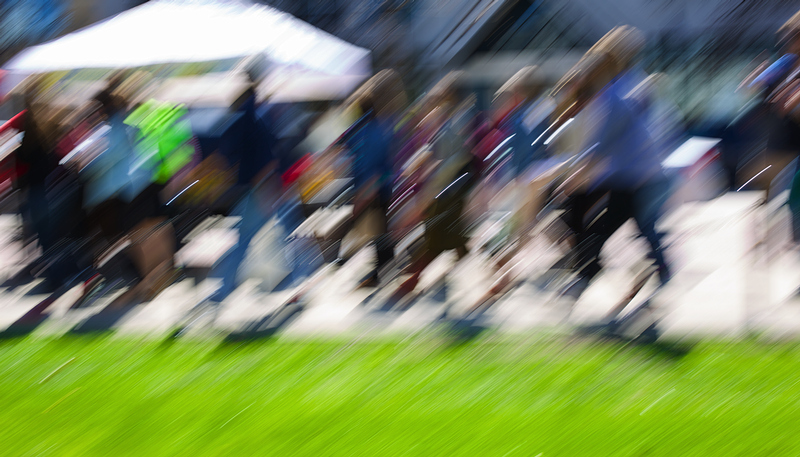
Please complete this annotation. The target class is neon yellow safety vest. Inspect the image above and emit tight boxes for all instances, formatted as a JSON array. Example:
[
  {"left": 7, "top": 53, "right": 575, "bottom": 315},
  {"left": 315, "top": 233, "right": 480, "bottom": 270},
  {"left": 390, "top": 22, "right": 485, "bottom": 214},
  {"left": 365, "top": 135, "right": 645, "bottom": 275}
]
[{"left": 125, "top": 100, "right": 194, "bottom": 184}]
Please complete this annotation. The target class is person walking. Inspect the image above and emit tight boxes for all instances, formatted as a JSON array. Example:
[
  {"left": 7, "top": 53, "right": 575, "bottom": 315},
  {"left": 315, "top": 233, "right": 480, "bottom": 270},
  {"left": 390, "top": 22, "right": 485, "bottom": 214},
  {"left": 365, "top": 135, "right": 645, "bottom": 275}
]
[
  {"left": 343, "top": 69, "right": 407, "bottom": 288},
  {"left": 557, "top": 26, "right": 672, "bottom": 302}
]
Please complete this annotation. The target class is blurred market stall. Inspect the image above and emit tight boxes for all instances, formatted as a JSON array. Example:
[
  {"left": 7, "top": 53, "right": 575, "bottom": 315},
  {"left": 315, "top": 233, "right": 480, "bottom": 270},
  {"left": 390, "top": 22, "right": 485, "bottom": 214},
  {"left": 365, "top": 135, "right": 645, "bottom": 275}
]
[{"left": 0, "top": 0, "right": 371, "bottom": 103}]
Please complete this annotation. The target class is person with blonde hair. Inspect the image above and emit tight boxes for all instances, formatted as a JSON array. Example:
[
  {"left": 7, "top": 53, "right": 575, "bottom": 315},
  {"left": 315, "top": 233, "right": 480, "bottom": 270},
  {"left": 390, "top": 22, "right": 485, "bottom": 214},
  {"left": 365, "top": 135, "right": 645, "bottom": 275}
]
[{"left": 554, "top": 27, "right": 672, "bottom": 302}]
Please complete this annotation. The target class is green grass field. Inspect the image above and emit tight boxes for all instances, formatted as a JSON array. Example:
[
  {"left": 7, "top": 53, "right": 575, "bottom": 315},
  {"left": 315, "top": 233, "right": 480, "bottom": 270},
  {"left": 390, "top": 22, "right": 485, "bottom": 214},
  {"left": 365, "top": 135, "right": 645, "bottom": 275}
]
[{"left": 1, "top": 334, "right": 799, "bottom": 456}]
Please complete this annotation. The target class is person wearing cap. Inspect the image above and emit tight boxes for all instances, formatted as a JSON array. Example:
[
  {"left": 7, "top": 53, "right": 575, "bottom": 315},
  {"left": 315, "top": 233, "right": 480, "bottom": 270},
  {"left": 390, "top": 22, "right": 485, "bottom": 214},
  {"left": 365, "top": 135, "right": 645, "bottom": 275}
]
[
  {"left": 747, "top": 9, "right": 800, "bottom": 99},
  {"left": 744, "top": 17, "right": 800, "bottom": 163},
  {"left": 558, "top": 26, "right": 672, "bottom": 300},
  {"left": 747, "top": 10, "right": 800, "bottom": 243}
]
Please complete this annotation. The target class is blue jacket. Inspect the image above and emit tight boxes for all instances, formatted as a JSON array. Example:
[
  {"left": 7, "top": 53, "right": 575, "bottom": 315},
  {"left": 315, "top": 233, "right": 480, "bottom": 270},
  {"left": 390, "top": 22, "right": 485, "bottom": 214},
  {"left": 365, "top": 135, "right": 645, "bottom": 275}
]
[
  {"left": 585, "top": 71, "right": 662, "bottom": 191},
  {"left": 344, "top": 112, "right": 395, "bottom": 194}
]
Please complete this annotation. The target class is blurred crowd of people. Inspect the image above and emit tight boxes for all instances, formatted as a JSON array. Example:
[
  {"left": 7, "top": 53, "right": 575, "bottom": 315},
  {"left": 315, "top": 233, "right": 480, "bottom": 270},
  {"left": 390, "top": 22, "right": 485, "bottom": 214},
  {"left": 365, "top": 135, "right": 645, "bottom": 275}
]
[
  {"left": 327, "top": 26, "right": 684, "bottom": 321},
  {"left": 4, "top": 9, "right": 800, "bottom": 336}
]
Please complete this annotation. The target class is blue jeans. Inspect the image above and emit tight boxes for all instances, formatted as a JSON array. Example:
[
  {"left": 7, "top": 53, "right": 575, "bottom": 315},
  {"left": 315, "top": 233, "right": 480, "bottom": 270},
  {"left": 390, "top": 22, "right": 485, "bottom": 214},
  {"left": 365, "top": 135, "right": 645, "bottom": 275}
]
[
  {"left": 633, "top": 176, "right": 672, "bottom": 238},
  {"left": 632, "top": 177, "right": 672, "bottom": 282},
  {"left": 209, "top": 190, "right": 312, "bottom": 302},
  {"left": 276, "top": 194, "right": 321, "bottom": 286},
  {"left": 575, "top": 175, "right": 673, "bottom": 285}
]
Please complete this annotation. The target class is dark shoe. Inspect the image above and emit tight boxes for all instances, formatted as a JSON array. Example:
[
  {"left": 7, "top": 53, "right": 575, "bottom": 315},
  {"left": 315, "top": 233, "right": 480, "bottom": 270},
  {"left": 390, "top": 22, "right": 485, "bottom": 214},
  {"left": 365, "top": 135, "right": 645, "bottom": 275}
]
[
  {"left": 169, "top": 299, "right": 220, "bottom": 339},
  {"left": 657, "top": 265, "right": 671, "bottom": 286},
  {"left": 1, "top": 268, "right": 36, "bottom": 290},
  {"left": 576, "top": 320, "right": 617, "bottom": 337},
  {"left": 532, "top": 269, "right": 568, "bottom": 291},
  {"left": 70, "top": 305, "right": 138, "bottom": 334},
  {"left": 379, "top": 290, "right": 414, "bottom": 312},
  {"left": 560, "top": 276, "right": 590, "bottom": 300},
  {"left": 357, "top": 273, "right": 380, "bottom": 289},
  {"left": 24, "top": 278, "right": 59, "bottom": 296}
]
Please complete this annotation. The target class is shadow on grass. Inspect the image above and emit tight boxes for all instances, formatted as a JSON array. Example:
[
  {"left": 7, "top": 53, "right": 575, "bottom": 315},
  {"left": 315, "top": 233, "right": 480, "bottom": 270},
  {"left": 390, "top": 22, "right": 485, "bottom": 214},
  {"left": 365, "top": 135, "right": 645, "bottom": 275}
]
[
  {"left": 0, "top": 333, "right": 33, "bottom": 345},
  {"left": 213, "top": 302, "right": 306, "bottom": 349},
  {"left": 438, "top": 314, "right": 696, "bottom": 359},
  {"left": 569, "top": 331, "right": 696, "bottom": 360},
  {"left": 0, "top": 323, "right": 42, "bottom": 341},
  {"left": 440, "top": 318, "right": 491, "bottom": 348}
]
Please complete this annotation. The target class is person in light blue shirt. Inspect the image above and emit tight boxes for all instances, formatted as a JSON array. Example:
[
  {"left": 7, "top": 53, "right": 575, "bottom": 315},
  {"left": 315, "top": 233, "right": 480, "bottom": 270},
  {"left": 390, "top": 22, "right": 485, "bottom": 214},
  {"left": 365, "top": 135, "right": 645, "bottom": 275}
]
[
  {"left": 81, "top": 110, "right": 151, "bottom": 211},
  {"left": 81, "top": 86, "right": 157, "bottom": 239}
]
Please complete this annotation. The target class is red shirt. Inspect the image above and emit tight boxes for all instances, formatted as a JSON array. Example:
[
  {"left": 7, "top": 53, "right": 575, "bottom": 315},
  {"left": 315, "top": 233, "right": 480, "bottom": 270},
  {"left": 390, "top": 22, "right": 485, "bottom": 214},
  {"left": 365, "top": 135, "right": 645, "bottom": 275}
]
[
  {"left": 0, "top": 110, "right": 25, "bottom": 135},
  {"left": 0, "top": 111, "right": 29, "bottom": 184}
]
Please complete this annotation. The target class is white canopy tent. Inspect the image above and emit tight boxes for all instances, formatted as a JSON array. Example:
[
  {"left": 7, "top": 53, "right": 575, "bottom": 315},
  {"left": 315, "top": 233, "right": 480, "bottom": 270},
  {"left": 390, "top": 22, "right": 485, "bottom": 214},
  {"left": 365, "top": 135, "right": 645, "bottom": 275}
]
[
  {"left": 0, "top": 0, "right": 371, "bottom": 102},
  {"left": 152, "top": 69, "right": 371, "bottom": 106}
]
